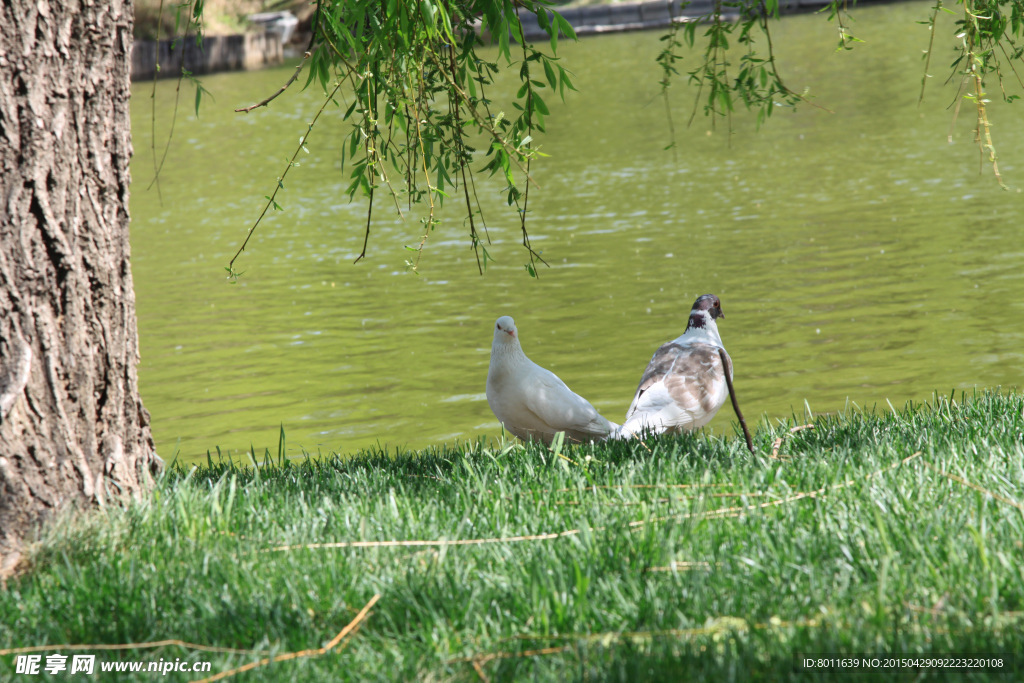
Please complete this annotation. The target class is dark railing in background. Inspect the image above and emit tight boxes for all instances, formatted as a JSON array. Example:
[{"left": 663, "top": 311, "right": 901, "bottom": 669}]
[{"left": 131, "top": 0, "right": 883, "bottom": 81}]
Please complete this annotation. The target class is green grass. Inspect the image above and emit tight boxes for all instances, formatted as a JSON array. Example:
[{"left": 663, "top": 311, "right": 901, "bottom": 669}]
[{"left": 2, "top": 391, "right": 1023, "bottom": 681}]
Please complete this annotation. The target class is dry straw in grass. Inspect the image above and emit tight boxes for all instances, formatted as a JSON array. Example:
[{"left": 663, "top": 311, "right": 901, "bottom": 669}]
[
  {"left": 265, "top": 452, "right": 925, "bottom": 553},
  {"left": 919, "top": 460, "right": 1024, "bottom": 511},
  {"left": 0, "top": 594, "right": 382, "bottom": 683},
  {"left": 452, "top": 616, "right": 824, "bottom": 677},
  {"left": 631, "top": 451, "right": 923, "bottom": 528},
  {"left": 192, "top": 593, "right": 380, "bottom": 683},
  {"left": 770, "top": 423, "right": 815, "bottom": 460},
  {"left": 0, "top": 641, "right": 259, "bottom": 657}
]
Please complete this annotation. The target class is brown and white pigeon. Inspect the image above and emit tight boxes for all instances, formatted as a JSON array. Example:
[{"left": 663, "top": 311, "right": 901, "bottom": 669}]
[
  {"left": 486, "top": 316, "right": 619, "bottom": 445},
  {"left": 619, "top": 294, "right": 732, "bottom": 438}
]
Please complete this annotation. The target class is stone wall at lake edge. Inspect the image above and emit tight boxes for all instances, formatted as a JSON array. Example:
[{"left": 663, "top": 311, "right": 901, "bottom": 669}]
[{"left": 131, "top": 32, "right": 282, "bottom": 81}]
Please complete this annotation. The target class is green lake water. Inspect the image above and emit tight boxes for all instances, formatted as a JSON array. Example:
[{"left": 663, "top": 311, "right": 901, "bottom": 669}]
[{"left": 129, "top": 1, "right": 1024, "bottom": 464}]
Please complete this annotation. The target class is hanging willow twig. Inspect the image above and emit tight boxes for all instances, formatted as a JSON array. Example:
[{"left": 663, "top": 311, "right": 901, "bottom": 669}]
[{"left": 224, "top": 0, "right": 578, "bottom": 277}]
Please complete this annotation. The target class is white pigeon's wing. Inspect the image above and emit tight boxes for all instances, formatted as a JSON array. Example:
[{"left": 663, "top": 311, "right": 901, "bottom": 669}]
[
  {"left": 622, "top": 342, "right": 729, "bottom": 436},
  {"left": 522, "top": 365, "right": 615, "bottom": 442}
]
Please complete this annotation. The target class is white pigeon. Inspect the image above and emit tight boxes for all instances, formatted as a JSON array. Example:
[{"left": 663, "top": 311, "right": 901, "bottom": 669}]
[
  {"left": 486, "top": 316, "right": 619, "bottom": 445},
  {"left": 620, "top": 294, "right": 732, "bottom": 438}
]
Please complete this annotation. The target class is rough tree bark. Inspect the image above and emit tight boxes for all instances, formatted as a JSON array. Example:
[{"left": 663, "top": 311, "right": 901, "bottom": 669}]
[{"left": 0, "top": 0, "right": 161, "bottom": 575}]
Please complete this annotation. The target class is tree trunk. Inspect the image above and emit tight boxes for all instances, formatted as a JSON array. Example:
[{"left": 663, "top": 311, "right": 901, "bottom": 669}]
[{"left": 0, "top": 0, "right": 160, "bottom": 575}]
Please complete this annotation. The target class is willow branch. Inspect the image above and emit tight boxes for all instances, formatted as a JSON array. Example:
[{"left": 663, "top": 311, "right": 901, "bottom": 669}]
[
  {"left": 228, "top": 79, "right": 345, "bottom": 272},
  {"left": 919, "top": 0, "right": 942, "bottom": 105},
  {"left": 759, "top": 3, "right": 832, "bottom": 113},
  {"left": 149, "top": 0, "right": 167, "bottom": 203},
  {"left": 424, "top": 49, "right": 540, "bottom": 190},
  {"left": 146, "top": 1, "right": 199, "bottom": 193},
  {"left": 236, "top": 0, "right": 322, "bottom": 113},
  {"left": 236, "top": 53, "right": 312, "bottom": 113}
]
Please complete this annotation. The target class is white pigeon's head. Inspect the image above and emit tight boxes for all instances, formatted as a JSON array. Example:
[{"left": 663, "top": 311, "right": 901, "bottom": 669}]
[
  {"left": 684, "top": 294, "right": 724, "bottom": 333},
  {"left": 493, "top": 315, "right": 518, "bottom": 344}
]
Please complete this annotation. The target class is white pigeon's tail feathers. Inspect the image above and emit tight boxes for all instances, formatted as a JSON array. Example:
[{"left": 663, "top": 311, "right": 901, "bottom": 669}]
[
  {"left": 592, "top": 419, "right": 622, "bottom": 442},
  {"left": 563, "top": 408, "right": 620, "bottom": 444}
]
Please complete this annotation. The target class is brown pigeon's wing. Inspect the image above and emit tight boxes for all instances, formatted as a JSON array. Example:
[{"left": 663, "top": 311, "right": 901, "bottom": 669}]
[
  {"left": 660, "top": 344, "right": 727, "bottom": 420},
  {"left": 623, "top": 342, "right": 728, "bottom": 434},
  {"left": 625, "top": 343, "right": 686, "bottom": 419}
]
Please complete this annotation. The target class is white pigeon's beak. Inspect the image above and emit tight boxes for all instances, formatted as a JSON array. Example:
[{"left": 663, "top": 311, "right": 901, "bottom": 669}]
[{"left": 506, "top": 329, "right": 516, "bottom": 338}]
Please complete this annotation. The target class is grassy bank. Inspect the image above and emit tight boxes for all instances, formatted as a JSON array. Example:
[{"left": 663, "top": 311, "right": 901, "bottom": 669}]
[{"left": 2, "top": 391, "right": 1022, "bottom": 681}]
